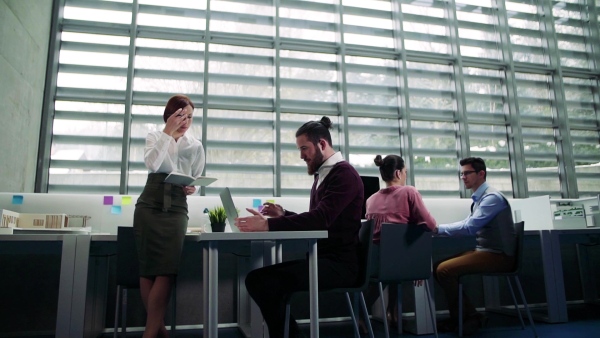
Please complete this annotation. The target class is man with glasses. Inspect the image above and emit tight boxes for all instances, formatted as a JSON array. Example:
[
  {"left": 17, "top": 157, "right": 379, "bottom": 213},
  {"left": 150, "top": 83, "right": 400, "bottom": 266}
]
[{"left": 433, "top": 157, "right": 516, "bottom": 335}]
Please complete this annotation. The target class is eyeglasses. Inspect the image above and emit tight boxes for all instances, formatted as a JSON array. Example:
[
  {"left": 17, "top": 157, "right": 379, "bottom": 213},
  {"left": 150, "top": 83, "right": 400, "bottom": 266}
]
[{"left": 459, "top": 170, "right": 477, "bottom": 177}]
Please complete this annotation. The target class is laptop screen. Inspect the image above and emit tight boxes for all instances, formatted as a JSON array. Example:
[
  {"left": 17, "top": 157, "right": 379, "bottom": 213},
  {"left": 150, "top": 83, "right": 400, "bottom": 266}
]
[
  {"left": 219, "top": 187, "right": 240, "bottom": 232},
  {"left": 360, "top": 176, "right": 380, "bottom": 219}
]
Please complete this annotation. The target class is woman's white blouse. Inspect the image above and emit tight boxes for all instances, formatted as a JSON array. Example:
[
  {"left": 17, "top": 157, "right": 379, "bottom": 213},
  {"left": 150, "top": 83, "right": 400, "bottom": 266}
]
[{"left": 144, "top": 131, "right": 205, "bottom": 178}]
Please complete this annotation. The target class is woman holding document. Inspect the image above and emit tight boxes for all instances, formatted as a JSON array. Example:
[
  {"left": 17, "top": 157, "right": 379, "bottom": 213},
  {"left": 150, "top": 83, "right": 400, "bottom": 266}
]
[{"left": 133, "top": 94, "right": 205, "bottom": 338}]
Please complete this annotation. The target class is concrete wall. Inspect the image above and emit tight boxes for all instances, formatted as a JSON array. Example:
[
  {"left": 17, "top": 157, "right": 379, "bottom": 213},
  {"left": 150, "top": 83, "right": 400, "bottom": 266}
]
[{"left": 0, "top": 0, "right": 52, "bottom": 192}]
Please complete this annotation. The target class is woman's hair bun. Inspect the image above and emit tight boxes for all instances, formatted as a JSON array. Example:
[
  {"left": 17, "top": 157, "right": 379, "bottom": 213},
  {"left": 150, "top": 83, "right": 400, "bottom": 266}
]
[{"left": 374, "top": 155, "right": 383, "bottom": 166}]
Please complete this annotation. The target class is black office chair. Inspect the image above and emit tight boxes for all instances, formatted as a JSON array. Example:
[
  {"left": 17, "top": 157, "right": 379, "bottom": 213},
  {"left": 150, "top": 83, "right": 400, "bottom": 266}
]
[
  {"left": 284, "top": 220, "right": 376, "bottom": 338},
  {"left": 457, "top": 221, "right": 538, "bottom": 337},
  {"left": 370, "top": 223, "right": 438, "bottom": 338},
  {"left": 114, "top": 226, "right": 177, "bottom": 338}
]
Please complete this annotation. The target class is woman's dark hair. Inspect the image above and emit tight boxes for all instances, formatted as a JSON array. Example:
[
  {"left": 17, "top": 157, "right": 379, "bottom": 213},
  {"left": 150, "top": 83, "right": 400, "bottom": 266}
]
[
  {"left": 163, "top": 94, "right": 195, "bottom": 122},
  {"left": 374, "top": 154, "right": 405, "bottom": 182},
  {"left": 295, "top": 116, "right": 333, "bottom": 147},
  {"left": 459, "top": 157, "right": 487, "bottom": 179}
]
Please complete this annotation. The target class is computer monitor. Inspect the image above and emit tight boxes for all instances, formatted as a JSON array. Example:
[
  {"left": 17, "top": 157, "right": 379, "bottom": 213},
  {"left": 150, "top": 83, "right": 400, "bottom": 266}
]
[{"left": 360, "top": 176, "right": 380, "bottom": 219}]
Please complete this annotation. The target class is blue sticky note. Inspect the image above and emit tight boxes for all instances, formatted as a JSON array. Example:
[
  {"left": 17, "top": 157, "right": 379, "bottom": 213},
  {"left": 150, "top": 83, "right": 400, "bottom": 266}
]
[
  {"left": 12, "top": 195, "right": 24, "bottom": 205},
  {"left": 253, "top": 199, "right": 261, "bottom": 208},
  {"left": 103, "top": 196, "right": 113, "bottom": 205},
  {"left": 111, "top": 206, "right": 122, "bottom": 214}
]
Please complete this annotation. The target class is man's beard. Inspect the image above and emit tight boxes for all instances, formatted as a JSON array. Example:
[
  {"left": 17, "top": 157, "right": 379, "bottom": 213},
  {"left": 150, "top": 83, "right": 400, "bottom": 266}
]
[{"left": 307, "top": 149, "right": 324, "bottom": 175}]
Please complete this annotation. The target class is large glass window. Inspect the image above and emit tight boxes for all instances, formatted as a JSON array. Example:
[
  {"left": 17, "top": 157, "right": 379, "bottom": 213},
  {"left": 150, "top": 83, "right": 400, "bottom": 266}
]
[
  {"left": 552, "top": 0, "right": 595, "bottom": 69},
  {"left": 515, "top": 72, "right": 562, "bottom": 197},
  {"left": 41, "top": 0, "right": 600, "bottom": 198},
  {"left": 506, "top": 0, "right": 548, "bottom": 65},
  {"left": 563, "top": 77, "right": 600, "bottom": 197}
]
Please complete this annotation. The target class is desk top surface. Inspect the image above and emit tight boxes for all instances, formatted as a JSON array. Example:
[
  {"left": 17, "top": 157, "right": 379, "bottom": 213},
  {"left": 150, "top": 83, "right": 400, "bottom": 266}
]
[{"left": 87, "top": 230, "right": 328, "bottom": 242}]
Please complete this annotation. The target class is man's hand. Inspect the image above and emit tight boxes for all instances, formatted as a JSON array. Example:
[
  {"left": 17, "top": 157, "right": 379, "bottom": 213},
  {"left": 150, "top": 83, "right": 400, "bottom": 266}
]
[
  {"left": 260, "top": 202, "right": 285, "bottom": 217},
  {"left": 235, "top": 208, "right": 269, "bottom": 232}
]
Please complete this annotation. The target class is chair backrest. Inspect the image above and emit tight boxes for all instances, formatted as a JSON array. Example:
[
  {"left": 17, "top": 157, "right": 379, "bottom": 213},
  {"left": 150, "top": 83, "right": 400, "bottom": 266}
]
[
  {"left": 512, "top": 221, "right": 525, "bottom": 274},
  {"left": 354, "top": 219, "right": 375, "bottom": 290},
  {"left": 116, "top": 226, "right": 141, "bottom": 288},
  {"left": 378, "top": 223, "right": 432, "bottom": 283}
]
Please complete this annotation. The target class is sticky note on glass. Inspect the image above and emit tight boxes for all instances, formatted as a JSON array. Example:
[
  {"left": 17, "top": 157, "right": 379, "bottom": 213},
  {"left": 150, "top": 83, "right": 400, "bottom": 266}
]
[
  {"left": 253, "top": 199, "right": 261, "bottom": 208},
  {"left": 12, "top": 195, "right": 24, "bottom": 205},
  {"left": 266, "top": 199, "right": 275, "bottom": 204},
  {"left": 111, "top": 206, "right": 122, "bottom": 214},
  {"left": 122, "top": 196, "right": 132, "bottom": 205},
  {"left": 103, "top": 196, "right": 113, "bottom": 205}
]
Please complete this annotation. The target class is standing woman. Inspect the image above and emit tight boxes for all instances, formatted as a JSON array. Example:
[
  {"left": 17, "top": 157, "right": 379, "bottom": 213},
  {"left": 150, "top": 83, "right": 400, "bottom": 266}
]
[{"left": 133, "top": 94, "right": 205, "bottom": 338}]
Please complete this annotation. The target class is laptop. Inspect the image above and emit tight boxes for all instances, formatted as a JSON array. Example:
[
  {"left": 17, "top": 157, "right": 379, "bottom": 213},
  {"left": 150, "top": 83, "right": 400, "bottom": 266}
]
[
  {"left": 219, "top": 187, "right": 240, "bottom": 232},
  {"left": 360, "top": 176, "right": 380, "bottom": 219}
]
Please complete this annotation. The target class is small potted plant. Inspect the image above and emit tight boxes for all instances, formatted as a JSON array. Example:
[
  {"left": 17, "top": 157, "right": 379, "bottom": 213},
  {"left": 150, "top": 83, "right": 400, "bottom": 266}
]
[{"left": 208, "top": 206, "right": 227, "bottom": 232}]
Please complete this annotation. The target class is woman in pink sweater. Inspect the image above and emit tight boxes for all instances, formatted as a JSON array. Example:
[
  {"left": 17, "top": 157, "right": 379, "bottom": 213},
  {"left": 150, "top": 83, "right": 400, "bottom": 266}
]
[
  {"left": 366, "top": 154, "right": 437, "bottom": 240},
  {"left": 362, "top": 154, "right": 437, "bottom": 331}
]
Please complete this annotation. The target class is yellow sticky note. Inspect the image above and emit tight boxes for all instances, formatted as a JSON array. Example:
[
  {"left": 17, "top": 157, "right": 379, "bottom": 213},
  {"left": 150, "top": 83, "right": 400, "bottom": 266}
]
[
  {"left": 122, "top": 196, "right": 132, "bottom": 205},
  {"left": 266, "top": 199, "right": 275, "bottom": 204}
]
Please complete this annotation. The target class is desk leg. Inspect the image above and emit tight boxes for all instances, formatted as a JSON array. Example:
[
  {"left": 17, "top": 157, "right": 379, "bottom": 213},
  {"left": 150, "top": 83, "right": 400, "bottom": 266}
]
[
  {"left": 71, "top": 235, "right": 91, "bottom": 337},
  {"left": 56, "top": 235, "right": 77, "bottom": 338},
  {"left": 410, "top": 279, "right": 435, "bottom": 335},
  {"left": 482, "top": 276, "right": 501, "bottom": 310},
  {"left": 539, "top": 230, "right": 568, "bottom": 323},
  {"left": 203, "top": 241, "right": 219, "bottom": 338},
  {"left": 308, "top": 239, "right": 319, "bottom": 338},
  {"left": 576, "top": 243, "right": 598, "bottom": 304},
  {"left": 247, "top": 241, "right": 275, "bottom": 338}
]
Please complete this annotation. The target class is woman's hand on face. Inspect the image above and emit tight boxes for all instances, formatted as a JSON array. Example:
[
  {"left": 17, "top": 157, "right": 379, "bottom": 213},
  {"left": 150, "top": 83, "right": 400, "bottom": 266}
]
[
  {"left": 183, "top": 186, "right": 196, "bottom": 195},
  {"left": 163, "top": 108, "right": 186, "bottom": 136}
]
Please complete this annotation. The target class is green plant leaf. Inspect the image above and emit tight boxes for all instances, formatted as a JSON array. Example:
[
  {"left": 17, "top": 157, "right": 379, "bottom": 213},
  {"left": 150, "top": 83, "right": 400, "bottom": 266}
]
[{"left": 208, "top": 205, "right": 227, "bottom": 223}]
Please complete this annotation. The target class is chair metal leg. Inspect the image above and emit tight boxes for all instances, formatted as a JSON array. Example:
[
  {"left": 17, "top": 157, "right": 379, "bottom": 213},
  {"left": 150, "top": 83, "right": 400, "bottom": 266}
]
[
  {"left": 121, "top": 288, "right": 128, "bottom": 338},
  {"left": 458, "top": 282, "right": 463, "bottom": 337},
  {"left": 358, "top": 292, "right": 375, "bottom": 338},
  {"left": 344, "top": 293, "right": 361, "bottom": 338},
  {"left": 114, "top": 286, "right": 121, "bottom": 338},
  {"left": 284, "top": 301, "right": 291, "bottom": 338},
  {"left": 424, "top": 281, "right": 438, "bottom": 338},
  {"left": 378, "top": 282, "right": 390, "bottom": 338},
  {"left": 396, "top": 283, "right": 402, "bottom": 335},
  {"left": 505, "top": 276, "right": 525, "bottom": 328},
  {"left": 514, "top": 277, "right": 539, "bottom": 338}
]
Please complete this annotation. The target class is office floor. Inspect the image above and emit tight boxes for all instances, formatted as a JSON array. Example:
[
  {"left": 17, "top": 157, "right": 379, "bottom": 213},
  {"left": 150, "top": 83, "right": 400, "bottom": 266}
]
[{"left": 97, "top": 304, "right": 600, "bottom": 338}]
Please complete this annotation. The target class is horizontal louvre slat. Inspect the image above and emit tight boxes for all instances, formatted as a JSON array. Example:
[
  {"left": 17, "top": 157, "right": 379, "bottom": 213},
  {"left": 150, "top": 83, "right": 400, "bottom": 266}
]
[{"left": 41, "top": 0, "right": 599, "bottom": 199}]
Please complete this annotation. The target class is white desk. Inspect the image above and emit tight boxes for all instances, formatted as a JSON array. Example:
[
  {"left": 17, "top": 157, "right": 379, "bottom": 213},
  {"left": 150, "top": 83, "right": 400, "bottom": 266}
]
[
  {"left": 537, "top": 228, "right": 600, "bottom": 323},
  {"left": 197, "top": 231, "right": 328, "bottom": 338},
  {"left": 0, "top": 233, "right": 78, "bottom": 338}
]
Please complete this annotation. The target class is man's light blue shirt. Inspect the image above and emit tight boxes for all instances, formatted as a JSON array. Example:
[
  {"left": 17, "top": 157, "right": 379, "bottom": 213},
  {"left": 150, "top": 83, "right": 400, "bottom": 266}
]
[{"left": 437, "top": 182, "right": 509, "bottom": 236}]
